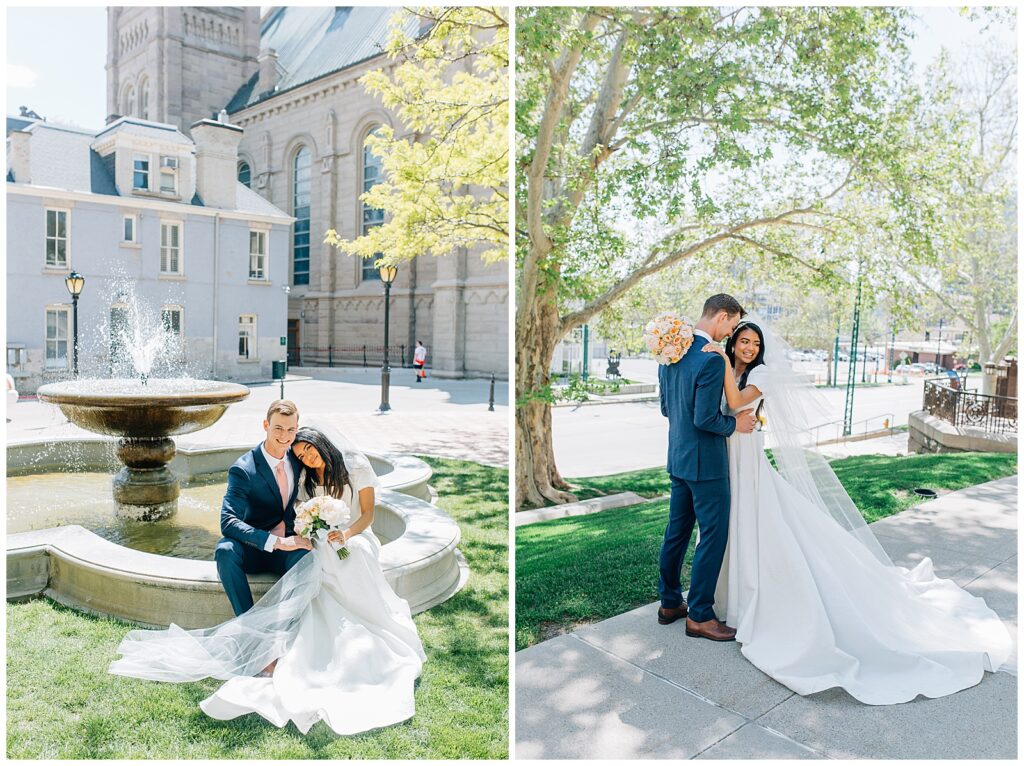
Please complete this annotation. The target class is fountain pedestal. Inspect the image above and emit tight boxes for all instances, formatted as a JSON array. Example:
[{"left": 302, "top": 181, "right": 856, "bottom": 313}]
[{"left": 113, "top": 437, "right": 179, "bottom": 519}]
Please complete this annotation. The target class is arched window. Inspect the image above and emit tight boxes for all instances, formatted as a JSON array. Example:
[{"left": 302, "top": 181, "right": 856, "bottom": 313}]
[
  {"left": 361, "top": 128, "right": 384, "bottom": 281},
  {"left": 237, "top": 161, "right": 251, "bottom": 188},
  {"left": 138, "top": 77, "right": 149, "bottom": 119},
  {"left": 122, "top": 84, "right": 135, "bottom": 117},
  {"left": 292, "top": 147, "right": 311, "bottom": 286}
]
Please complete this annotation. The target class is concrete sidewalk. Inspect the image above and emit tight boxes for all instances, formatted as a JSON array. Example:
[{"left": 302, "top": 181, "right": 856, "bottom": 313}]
[
  {"left": 7, "top": 372, "right": 509, "bottom": 468},
  {"left": 516, "top": 477, "right": 1017, "bottom": 760}
]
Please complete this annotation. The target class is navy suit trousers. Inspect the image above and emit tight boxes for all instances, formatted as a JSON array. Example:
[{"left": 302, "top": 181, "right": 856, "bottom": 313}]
[
  {"left": 658, "top": 473, "right": 730, "bottom": 623},
  {"left": 215, "top": 537, "right": 310, "bottom": 616}
]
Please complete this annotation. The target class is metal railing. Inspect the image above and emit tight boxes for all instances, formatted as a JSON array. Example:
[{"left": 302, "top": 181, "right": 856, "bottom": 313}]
[
  {"left": 808, "top": 413, "right": 896, "bottom": 446},
  {"left": 923, "top": 378, "right": 1017, "bottom": 434},
  {"left": 288, "top": 345, "right": 412, "bottom": 369}
]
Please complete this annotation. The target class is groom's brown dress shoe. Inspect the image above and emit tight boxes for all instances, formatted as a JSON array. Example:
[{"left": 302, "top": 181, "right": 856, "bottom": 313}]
[
  {"left": 685, "top": 617, "right": 737, "bottom": 641},
  {"left": 657, "top": 603, "right": 688, "bottom": 624}
]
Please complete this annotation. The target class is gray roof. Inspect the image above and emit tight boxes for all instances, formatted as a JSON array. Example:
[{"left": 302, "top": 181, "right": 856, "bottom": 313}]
[
  {"left": 235, "top": 183, "right": 290, "bottom": 218},
  {"left": 7, "top": 116, "right": 37, "bottom": 134},
  {"left": 226, "top": 6, "right": 421, "bottom": 113}
]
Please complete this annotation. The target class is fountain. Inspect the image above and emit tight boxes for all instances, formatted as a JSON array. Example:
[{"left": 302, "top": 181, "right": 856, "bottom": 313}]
[
  {"left": 36, "top": 285, "right": 248, "bottom": 519},
  {"left": 37, "top": 379, "right": 249, "bottom": 519}
]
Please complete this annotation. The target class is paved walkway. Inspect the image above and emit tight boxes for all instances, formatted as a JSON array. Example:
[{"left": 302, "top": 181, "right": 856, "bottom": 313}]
[
  {"left": 516, "top": 477, "right": 1017, "bottom": 759},
  {"left": 7, "top": 369, "right": 509, "bottom": 468}
]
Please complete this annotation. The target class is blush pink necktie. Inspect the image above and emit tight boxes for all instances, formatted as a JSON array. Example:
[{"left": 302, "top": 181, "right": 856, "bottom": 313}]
[{"left": 275, "top": 461, "right": 289, "bottom": 508}]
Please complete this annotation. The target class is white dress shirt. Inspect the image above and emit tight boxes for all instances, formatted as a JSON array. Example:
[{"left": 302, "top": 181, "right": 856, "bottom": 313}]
[
  {"left": 260, "top": 443, "right": 295, "bottom": 552},
  {"left": 694, "top": 328, "right": 713, "bottom": 344}
]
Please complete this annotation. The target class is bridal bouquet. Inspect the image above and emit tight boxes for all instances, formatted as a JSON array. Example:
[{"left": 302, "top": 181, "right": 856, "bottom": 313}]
[
  {"left": 294, "top": 496, "right": 351, "bottom": 559},
  {"left": 643, "top": 312, "right": 695, "bottom": 365}
]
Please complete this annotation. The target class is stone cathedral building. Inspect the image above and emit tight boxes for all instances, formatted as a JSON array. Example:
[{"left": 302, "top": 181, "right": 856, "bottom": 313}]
[{"left": 105, "top": 6, "right": 508, "bottom": 378}]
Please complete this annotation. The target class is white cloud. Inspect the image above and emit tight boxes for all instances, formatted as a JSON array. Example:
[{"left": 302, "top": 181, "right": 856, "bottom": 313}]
[{"left": 8, "top": 64, "right": 39, "bottom": 89}]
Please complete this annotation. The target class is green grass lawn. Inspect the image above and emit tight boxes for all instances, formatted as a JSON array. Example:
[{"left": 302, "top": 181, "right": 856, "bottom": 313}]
[
  {"left": 7, "top": 457, "right": 508, "bottom": 760},
  {"left": 517, "top": 451, "right": 1016, "bottom": 650}
]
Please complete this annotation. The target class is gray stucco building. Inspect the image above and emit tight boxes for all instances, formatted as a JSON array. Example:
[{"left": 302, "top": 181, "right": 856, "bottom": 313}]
[{"left": 6, "top": 115, "right": 293, "bottom": 392}]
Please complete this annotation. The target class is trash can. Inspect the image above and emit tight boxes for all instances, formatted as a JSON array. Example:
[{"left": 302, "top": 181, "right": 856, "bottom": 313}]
[{"left": 272, "top": 360, "right": 287, "bottom": 380}]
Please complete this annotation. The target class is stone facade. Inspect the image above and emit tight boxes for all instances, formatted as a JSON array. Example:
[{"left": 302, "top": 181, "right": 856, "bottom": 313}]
[{"left": 106, "top": 6, "right": 509, "bottom": 378}]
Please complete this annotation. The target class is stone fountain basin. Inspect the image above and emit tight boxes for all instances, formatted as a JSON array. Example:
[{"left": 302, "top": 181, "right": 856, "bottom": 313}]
[
  {"left": 7, "top": 441, "right": 463, "bottom": 624},
  {"left": 8, "top": 490, "right": 463, "bottom": 626},
  {"left": 35, "top": 379, "right": 251, "bottom": 437}
]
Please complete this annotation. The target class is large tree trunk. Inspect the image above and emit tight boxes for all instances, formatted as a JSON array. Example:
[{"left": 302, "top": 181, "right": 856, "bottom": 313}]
[{"left": 515, "top": 279, "right": 576, "bottom": 510}]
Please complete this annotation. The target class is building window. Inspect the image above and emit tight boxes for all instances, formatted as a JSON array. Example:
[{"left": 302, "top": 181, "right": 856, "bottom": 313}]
[
  {"left": 45, "top": 208, "right": 69, "bottom": 268},
  {"left": 161, "top": 306, "right": 183, "bottom": 337},
  {"left": 138, "top": 78, "right": 149, "bottom": 120},
  {"left": 133, "top": 155, "right": 150, "bottom": 190},
  {"left": 238, "top": 161, "right": 251, "bottom": 188},
  {"left": 159, "top": 156, "right": 178, "bottom": 194},
  {"left": 123, "top": 214, "right": 136, "bottom": 243},
  {"left": 45, "top": 306, "right": 70, "bottom": 369},
  {"left": 249, "top": 229, "right": 267, "bottom": 280},
  {"left": 160, "top": 221, "right": 182, "bottom": 274},
  {"left": 238, "top": 314, "right": 257, "bottom": 360},
  {"left": 122, "top": 84, "right": 135, "bottom": 117},
  {"left": 292, "top": 147, "right": 310, "bottom": 286},
  {"left": 361, "top": 129, "right": 385, "bottom": 281}
]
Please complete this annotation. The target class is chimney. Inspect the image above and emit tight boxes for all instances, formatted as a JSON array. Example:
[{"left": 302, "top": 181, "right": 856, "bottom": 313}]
[
  {"left": 190, "top": 118, "right": 243, "bottom": 209},
  {"left": 257, "top": 48, "right": 279, "bottom": 96},
  {"left": 8, "top": 130, "right": 31, "bottom": 183}
]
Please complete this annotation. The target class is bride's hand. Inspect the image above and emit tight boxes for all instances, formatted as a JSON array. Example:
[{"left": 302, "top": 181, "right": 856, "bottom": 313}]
[
  {"left": 327, "top": 530, "right": 348, "bottom": 545},
  {"left": 702, "top": 342, "right": 727, "bottom": 360},
  {"left": 269, "top": 521, "right": 286, "bottom": 538}
]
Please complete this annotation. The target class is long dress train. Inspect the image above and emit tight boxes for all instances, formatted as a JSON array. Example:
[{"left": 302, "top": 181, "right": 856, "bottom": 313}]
[{"left": 714, "top": 365, "right": 1012, "bottom": 705}]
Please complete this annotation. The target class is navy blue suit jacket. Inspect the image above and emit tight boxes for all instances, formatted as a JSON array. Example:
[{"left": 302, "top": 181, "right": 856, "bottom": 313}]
[
  {"left": 220, "top": 445, "right": 303, "bottom": 550},
  {"left": 659, "top": 344, "right": 737, "bottom": 481}
]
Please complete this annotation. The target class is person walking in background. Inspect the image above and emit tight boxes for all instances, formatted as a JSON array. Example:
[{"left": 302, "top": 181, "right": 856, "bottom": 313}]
[{"left": 413, "top": 341, "right": 427, "bottom": 382}]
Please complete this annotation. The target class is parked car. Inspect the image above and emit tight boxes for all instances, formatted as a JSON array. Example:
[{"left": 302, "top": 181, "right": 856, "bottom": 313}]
[{"left": 922, "top": 362, "right": 946, "bottom": 374}]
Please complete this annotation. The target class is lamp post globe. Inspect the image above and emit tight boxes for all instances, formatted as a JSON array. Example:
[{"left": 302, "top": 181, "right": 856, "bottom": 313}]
[
  {"left": 64, "top": 271, "right": 85, "bottom": 377},
  {"left": 378, "top": 264, "right": 398, "bottom": 412}
]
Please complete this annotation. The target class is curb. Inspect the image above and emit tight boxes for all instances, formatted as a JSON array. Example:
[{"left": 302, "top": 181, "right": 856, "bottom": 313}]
[{"left": 516, "top": 491, "right": 663, "bottom": 526}]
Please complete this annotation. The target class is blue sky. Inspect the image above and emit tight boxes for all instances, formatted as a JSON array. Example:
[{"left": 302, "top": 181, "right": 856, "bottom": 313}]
[{"left": 4, "top": 6, "right": 1018, "bottom": 130}]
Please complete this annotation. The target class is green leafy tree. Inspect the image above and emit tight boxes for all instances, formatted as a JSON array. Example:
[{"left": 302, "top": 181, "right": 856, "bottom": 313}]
[
  {"left": 895, "top": 38, "right": 1017, "bottom": 392},
  {"left": 516, "top": 6, "right": 937, "bottom": 508},
  {"left": 326, "top": 7, "right": 508, "bottom": 264}
]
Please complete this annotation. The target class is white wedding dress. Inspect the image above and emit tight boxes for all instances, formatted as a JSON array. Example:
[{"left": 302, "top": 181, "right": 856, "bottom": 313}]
[
  {"left": 713, "top": 364, "right": 1013, "bottom": 704},
  {"left": 110, "top": 457, "right": 426, "bottom": 735}
]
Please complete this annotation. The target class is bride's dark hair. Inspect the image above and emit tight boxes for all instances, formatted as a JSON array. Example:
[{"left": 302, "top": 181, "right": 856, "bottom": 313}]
[
  {"left": 294, "top": 427, "right": 350, "bottom": 500},
  {"left": 725, "top": 322, "right": 766, "bottom": 389}
]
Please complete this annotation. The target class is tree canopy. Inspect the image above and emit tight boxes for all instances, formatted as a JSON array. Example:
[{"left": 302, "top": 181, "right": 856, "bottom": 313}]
[
  {"left": 326, "top": 6, "right": 509, "bottom": 265},
  {"left": 515, "top": 6, "right": 957, "bottom": 507}
]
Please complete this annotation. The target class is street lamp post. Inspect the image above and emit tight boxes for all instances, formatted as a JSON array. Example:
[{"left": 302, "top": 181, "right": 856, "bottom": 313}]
[
  {"left": 378, "top": 264, "right": 398, "bottom": 412},
  {"left": 64, "top": 271, "right": 85, "bottom": 377},
  {"left": 935, "top": 317, "right": 944, "bottom": 370}
]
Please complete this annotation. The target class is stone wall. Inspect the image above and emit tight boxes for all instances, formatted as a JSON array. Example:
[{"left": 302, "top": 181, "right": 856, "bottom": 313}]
[{"left": 908, "top": 410, "right": 1017, "bottom": 454}]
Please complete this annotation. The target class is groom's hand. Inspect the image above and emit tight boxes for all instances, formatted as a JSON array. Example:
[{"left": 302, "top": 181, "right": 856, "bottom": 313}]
[
  {"left": 735, "top": 408, "right": 756, "bottom": 433},
  {"left": 274, "top": 535, "right": 313, "bottom": 552}
]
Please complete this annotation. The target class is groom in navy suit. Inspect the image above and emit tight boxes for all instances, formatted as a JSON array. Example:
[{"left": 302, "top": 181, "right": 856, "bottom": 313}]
[
  {"left": 657, "top": 294, "right": 755, "bottom": 641},
  {"left": 215, "top": 399, "right": 312, "bottom": 617}
]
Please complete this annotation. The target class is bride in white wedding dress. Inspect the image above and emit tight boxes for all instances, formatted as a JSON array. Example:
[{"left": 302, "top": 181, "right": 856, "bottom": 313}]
[
  {"left": 109, "top": 421, "right": 425, "bottom": 735},
  {"left": 701, "top": 319, "right": 1013, "bottom": 705}
]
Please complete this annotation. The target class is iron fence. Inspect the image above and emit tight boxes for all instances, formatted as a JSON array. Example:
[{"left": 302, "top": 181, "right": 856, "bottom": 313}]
[
  {"left": 289, "top": 345, "right": 413, "bottom": 369},
  {"left": 923, "top": 379, "right": 1017, "bottom": 434}
]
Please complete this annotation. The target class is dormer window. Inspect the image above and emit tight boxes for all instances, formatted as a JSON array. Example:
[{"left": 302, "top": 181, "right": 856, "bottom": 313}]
[
  {"left": 159, "top": 155, "right": 178, "bottom": 194},
  {"left": 133, "top": 155, "right": 150, "bottom": 190}
]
